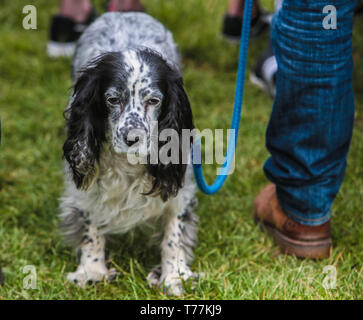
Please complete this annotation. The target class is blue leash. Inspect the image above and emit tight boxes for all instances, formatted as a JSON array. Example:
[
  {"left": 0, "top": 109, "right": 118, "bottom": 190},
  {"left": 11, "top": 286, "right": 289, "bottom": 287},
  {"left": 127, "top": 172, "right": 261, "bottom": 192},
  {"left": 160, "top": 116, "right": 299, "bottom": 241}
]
[{"left": 192, "top": 0, "right": 254, "bottom": 194}]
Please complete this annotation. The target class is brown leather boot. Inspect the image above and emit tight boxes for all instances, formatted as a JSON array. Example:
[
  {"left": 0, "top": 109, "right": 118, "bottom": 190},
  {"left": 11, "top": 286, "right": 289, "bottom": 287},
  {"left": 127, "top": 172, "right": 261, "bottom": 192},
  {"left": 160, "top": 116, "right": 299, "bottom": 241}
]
[{"left": 253, "top": 184, "right": 332, "bottom": 259}]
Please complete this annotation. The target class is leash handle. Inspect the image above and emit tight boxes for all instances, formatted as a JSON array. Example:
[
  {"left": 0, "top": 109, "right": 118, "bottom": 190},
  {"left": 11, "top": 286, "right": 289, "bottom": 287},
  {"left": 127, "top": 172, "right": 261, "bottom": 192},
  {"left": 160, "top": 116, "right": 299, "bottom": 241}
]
[{"left": 192, "top": 0, "right": 254, "bottom": 194}]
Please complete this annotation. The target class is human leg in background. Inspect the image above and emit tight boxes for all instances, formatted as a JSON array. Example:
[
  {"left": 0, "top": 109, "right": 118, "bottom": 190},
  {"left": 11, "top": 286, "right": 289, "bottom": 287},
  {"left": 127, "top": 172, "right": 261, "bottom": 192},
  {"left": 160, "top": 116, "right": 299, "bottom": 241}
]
[
  {"left": 250, "top": 40, "right": 277, "bottom": 97},
  {"left": 59, "top": 0, "right": 92, "bottom": 22},
  {"left": 249, "top": 0, "right": 282, "bottom": 97},
  {"left": 47, "top": 0, "right": 144, "bottom": 58},
  {"left": 108, "top": 0, "right": 143, "bottom": 12},
  {"left": 47, "top": 0, "right": 95, "bottom": 58},
  {"left": 222, "top": 0, "right": 271, "bottom": 41},
  {"left": 254, "top": 0, "right": 356, "bottom": 258}
]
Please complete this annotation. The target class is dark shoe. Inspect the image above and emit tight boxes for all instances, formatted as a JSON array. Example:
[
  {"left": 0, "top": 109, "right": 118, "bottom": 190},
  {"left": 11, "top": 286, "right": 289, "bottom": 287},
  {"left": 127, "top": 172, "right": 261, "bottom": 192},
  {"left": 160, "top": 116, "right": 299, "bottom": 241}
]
[
  {"left": 355, "top": 0, "right": 363, "bottom": 14},
  {"left": 250, "top": 41, "right": 277, "bottom": 97},
  {"left": 253, "top": 184, "right": 332, "bottom": 259},
  {"left": 222, "top": 9, "right": 271, "bottom": 42},
  {"left": 47, "top": 8, "right": 97, "bottom": 58}
]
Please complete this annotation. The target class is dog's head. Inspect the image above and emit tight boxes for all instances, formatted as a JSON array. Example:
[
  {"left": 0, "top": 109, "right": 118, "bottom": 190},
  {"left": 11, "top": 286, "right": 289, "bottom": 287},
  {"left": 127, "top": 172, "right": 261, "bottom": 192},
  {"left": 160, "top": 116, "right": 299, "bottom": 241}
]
[{"left": 63, "top": 49, "right": 194, "bottom": 200}]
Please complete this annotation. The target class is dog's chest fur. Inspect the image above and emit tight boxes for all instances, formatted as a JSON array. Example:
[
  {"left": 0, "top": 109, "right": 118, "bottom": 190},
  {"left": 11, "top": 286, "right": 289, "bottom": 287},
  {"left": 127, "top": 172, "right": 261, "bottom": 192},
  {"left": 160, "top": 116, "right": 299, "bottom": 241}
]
[
  {"left": 62, "top": 147, "right": 196, "bottom": 237},
  {"left": 63, "top": 153, "right": 170, "bottom": 235}
]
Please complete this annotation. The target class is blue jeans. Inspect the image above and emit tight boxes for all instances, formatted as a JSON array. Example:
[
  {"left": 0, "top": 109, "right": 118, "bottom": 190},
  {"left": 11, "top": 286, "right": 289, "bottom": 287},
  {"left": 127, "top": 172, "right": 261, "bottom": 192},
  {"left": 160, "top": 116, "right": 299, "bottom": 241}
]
[{"left": 264, "top": 0, "right": 356, "bottom": 226}]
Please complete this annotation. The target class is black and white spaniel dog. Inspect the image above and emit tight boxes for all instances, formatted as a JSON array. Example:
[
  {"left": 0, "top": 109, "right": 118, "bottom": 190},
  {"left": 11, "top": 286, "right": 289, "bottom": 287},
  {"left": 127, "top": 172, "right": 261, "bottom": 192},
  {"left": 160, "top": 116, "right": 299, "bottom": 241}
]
[{"left": 59, "top": 12, "right": 199, "bottom": 295}]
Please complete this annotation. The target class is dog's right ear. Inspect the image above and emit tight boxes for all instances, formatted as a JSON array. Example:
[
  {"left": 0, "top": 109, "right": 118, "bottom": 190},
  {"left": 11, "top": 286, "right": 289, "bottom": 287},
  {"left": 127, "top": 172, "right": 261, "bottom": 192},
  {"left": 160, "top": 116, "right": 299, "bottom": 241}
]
[
  {"left": 64, "top": 53, "right": 124, "bottom": 190},
  {"left": 63, "top": 62, "right": 108, "bottom": 190}
]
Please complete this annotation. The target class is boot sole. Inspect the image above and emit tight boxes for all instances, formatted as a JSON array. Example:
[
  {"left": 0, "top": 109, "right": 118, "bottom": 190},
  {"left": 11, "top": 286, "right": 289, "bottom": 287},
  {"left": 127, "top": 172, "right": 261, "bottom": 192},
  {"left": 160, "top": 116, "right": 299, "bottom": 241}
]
[
  {"left": 47, "top": 41, "right": 76, "bottom": 58},
  {"left": 250, "top": 73, "right": 275, "bottom": 97},
  {"left": 253, "top": 213, "right": 332, "bottom": 259}
]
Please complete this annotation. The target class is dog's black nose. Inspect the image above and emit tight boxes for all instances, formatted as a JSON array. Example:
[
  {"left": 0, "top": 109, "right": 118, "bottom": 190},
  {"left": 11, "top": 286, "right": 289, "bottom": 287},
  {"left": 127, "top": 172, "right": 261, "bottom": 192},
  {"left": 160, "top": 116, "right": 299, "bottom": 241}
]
[
  {"left": 121, "top": 127, "right": 145, "bottom": 147},
  {"left": 124, "top": 135, "right": 139, "bottom": 147}
]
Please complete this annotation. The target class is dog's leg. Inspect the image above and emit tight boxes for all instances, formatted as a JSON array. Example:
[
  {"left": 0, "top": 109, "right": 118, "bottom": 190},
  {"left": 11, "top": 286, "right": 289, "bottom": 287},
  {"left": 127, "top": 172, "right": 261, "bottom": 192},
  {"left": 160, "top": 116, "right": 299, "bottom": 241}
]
[
  {"left": 148, "top": 199, "right": 199, "bottom": 295},
  {"left": 62, "top": 210, "right": 116, "bottom": 287}
]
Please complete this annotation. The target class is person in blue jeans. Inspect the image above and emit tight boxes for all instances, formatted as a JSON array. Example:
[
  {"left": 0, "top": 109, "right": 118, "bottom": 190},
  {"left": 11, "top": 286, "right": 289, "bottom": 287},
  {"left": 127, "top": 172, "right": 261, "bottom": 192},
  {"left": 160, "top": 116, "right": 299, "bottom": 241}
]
[
  {"left": 223, "top": 0, "right": 362, "bottom": 97},
  {"left": 253, "top": 0, "right": 356, "bottom": 258}
]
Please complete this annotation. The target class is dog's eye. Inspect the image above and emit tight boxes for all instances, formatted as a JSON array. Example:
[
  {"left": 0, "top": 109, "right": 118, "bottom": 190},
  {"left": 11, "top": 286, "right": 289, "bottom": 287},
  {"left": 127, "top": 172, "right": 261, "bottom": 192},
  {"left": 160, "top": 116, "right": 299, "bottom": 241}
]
[
  {"left": 107, "top": 97, "right": 120, "bottom": 105},
  {"left": 146, "top": 98, "right": 160, "bottom": 106}
]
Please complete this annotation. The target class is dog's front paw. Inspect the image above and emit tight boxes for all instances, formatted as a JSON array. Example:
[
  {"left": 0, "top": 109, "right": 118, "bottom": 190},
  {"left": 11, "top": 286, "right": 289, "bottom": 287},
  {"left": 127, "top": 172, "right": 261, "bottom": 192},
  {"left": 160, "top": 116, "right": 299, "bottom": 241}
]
[
  {"left": 163, "top": 275, "right": 185, "bottom": 296},
  {"left": 162, "top": 269, "right": 200, "bottom": 296},
  {"left": 67, "top": 265, "right": 117, "bottom": 288}
]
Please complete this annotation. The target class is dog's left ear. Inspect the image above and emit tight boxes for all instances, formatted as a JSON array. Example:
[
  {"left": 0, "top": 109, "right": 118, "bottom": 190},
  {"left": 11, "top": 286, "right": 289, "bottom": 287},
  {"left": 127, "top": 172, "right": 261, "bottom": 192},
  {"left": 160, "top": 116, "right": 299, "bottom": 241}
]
[
  {"left": 146, "top": 70, "right": 194, "bottom": 201},
  {"left": 63, "top": 63, "right": 107, "bottom": 190}
]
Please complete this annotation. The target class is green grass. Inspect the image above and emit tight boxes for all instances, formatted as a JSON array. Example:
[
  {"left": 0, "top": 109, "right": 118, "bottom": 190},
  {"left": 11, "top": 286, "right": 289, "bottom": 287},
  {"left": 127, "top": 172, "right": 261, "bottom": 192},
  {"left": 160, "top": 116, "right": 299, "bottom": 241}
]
[{"left": 0, "top": 0, "right": 362, "bottom": 300}]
